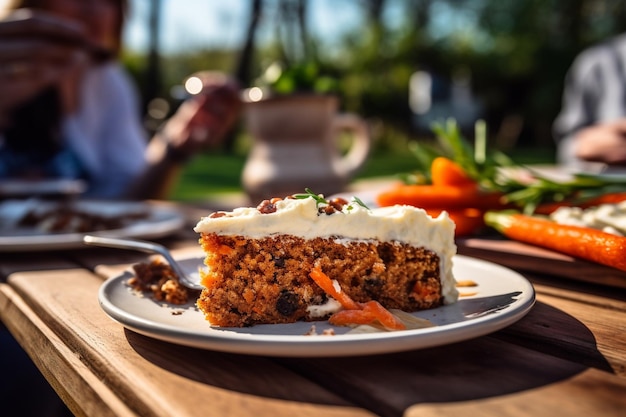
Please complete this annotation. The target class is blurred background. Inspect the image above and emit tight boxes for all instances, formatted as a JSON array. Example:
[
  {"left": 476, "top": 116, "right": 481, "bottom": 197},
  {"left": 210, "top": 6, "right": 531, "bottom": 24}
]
[{"left": 121, "top": 0, "right": 626, "bottom": 199}]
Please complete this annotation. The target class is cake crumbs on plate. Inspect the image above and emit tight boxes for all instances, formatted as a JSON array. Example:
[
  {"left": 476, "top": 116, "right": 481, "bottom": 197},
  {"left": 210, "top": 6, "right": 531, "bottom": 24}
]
[
  {"left": 304, "top": 324, "right": 336, "bottom": 336},
  {"left": 127, "top": 258, "right": 200, "bottom": 305}
]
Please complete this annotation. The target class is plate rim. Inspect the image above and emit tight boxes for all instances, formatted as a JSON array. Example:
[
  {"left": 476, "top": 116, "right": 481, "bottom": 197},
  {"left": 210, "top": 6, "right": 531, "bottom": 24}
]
[
  {"left": 0, "top": 200, "right": 185, "bottom": 252},
  {"left": 98, "top": 254, "right": 536, "bottom": 357}
]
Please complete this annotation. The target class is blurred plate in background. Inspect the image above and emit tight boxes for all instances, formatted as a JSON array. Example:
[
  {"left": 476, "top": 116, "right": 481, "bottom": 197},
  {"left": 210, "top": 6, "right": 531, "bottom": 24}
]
[{"left": 0, "top": 200, "right": 185, "bottom": 252}]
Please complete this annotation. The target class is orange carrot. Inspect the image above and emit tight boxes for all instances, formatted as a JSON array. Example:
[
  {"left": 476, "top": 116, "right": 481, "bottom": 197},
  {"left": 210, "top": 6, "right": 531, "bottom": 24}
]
[
  {"left": 329, "top": 301, "right": 406, "bottom": 330},
  {"left": 430, "top": 157, "right": 475, "bottom": 186},
  {"left": 425, "top": 208, "right": 485, "bottom": 237},
  {"left": 585, "top": 192, "right": 626, "bottom": 206},
  {"left": 533, "top": 202, "right": 570, "bottom": 215},
  {"left": 485, "top": 211, "right": 626, "bottom": 271},
  {"left": 535, "top": 191, "right": 626, "bottom": 215},
  {"left": 449, "top": 209, "right": 485, "bottom": 237},
  {"left": 377, "top": 184, "right": 505, "bottom": 210},
  {"left": 309, "top": 267, "right": 360, "bottom": 310},
  {"left": 328, "top": 309, "right": 376, "bottom": 326},
  {"left": 310, "top": 267, "right": 406, "bottom": 330},
  {"left": 361, "top": 300, "right": 406, "bottom": 330}
]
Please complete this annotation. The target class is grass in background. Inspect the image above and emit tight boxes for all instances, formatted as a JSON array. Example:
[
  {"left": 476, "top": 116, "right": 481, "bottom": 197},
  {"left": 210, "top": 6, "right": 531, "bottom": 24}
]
[
  {"left": 172, "top": 151, "right": 246, "bottom": 199},
  {"left": 171, "top": 144, "right": 556, "bottom": 201}
]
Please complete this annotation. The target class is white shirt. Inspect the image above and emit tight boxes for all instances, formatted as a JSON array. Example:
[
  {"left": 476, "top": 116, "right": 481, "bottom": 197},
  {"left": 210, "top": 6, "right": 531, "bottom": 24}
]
[{"left": 63, "top": 62, "right": 148, "bottom": 197}]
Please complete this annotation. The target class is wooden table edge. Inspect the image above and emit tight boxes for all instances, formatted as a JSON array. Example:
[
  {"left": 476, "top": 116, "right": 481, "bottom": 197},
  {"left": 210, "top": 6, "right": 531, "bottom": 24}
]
[
  {"left": 1, "top": 277, "right": 375, "bottom": 417},
  {"left": 0, "top": 282, "right": 138, "bottom": 417}
]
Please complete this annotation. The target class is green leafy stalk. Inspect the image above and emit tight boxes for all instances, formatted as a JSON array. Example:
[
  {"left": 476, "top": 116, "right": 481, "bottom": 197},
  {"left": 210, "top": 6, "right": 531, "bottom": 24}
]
[
  {"left": 474, "top": 119, "right": 487, "bottom": 164},
  {"left": 293, "top": 188, "right": 328, "bottom": 206},
  {"left": 351, "top": 196, "right": 370, "bottom": 210},
  {"left": 406, "top": 118, "right": 626, "bottom": 214}
]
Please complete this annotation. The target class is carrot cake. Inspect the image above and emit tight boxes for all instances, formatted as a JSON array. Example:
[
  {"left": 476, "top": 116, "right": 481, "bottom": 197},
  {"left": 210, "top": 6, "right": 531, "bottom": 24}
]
[{"left": 194, "top": 193, "right": 458, "bottom": 327}]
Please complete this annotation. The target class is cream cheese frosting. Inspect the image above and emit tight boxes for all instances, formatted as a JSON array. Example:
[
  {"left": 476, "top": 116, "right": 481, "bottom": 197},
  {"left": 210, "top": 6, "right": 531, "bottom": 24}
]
[{"left": 194, "top": 197, "right": 458, "bottom": 304}]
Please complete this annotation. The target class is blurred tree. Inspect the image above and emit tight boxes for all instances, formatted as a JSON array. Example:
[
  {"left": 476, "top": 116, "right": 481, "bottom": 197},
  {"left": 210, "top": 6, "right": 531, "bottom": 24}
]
[
  {"left": 275, "top": 0, "right": 310, "bottom": 66},
  {"left": 235, "top": 0, "right": 263, "bottom": 86},
  {"left": 123, "top": 0, "right": 626, "bottom": 151},
  {"left": 469, "top": 0, "right": 626, "bottom": 145},
  {"left": 331, "top": 0, "right": 626, "bottom": 148},
  {"left": 143, "top": 0, "right": 162, "bottom": 110}
]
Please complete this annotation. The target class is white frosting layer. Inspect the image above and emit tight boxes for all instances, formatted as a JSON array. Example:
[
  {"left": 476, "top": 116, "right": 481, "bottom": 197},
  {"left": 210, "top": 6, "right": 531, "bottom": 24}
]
[{"left": 194, "top": 197, "right": 458, "bottom": 304}]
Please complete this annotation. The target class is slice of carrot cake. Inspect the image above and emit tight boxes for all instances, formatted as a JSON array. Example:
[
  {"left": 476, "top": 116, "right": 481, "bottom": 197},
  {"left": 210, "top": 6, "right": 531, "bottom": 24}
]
[{"left": 194, "top": 193, "right": 458, "bottom": 327}]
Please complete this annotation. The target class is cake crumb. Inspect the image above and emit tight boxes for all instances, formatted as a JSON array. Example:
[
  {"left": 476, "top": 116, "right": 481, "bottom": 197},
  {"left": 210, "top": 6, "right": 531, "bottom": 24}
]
[
  {"left": 127, "top": 258, "right": 199, "bottom": 305},
  {"left": 304, "top": 325, "right": 318, "bottom": 335},
  {"left": 304, "top": 324, "right": 337, "bottom": 336}
]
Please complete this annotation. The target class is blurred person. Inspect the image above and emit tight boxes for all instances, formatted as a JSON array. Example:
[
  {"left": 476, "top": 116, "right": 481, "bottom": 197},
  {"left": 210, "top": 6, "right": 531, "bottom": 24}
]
[
  {"left": 0, "top": 1, "right": 241, "bottom": 415},
  {"left": 553, "top": 33, "right": 626, "bottom": 171},
  {"left": 0, "top": 0, "right": 242, "bottom": 200}
]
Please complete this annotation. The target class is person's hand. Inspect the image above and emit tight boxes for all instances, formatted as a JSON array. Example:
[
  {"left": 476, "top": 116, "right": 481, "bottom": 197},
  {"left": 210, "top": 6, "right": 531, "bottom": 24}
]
[
  {"left": 574, "top": 119, "right": 626, "bottom": 165},
  {"left": 159, "top": 71, "right": 242, "bottom": 160},
  {"left": 0, "top": 9, "right": 89, "bottom": 125}
]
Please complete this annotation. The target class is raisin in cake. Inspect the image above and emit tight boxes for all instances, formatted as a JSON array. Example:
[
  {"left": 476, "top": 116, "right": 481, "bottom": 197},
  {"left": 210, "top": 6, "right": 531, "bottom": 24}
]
[{"left": 194, "top": 195, "right": 458, "bottom": 327}]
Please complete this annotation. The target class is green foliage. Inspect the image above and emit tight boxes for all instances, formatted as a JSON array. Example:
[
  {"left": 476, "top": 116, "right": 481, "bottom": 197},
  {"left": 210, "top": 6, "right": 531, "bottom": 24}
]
[
  {"left": 257, "top": 61, "right": 339, "bottom": 95},
  {"left": 128, "top": 0, "right": 626, "bottom": 151},
  {"left": 404, "top": 118, "right": 514, "bottom": 188}
]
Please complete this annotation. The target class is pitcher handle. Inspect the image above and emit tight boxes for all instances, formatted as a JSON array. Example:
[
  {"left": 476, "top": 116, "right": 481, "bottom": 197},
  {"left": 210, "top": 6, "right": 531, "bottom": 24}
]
[{"left": 330, "top": 113, "right": 371, "bottom": 178}]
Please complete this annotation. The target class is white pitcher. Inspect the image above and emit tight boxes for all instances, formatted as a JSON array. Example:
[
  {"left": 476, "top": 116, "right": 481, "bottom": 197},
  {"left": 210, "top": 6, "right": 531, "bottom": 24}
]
[{"left": 242, "top": 94, "right": 371, "bottom": 203}]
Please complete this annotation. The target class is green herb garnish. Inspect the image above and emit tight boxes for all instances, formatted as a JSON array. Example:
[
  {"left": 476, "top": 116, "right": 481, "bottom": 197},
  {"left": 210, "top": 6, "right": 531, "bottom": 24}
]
[
  {"left": 293, "top": 188, "right": 328, "bottom": 207},
  {"left": 293, "top": 188, "right": 371, "bottom": 211},
  {"left": 351, "top": 196, "right": 370, "bottom": 210}
]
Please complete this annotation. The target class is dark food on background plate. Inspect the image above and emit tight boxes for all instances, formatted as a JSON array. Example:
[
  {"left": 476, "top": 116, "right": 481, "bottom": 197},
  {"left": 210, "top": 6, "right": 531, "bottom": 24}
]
[{"left": 18, "top": 204, "right": 149, "bottom": 233}]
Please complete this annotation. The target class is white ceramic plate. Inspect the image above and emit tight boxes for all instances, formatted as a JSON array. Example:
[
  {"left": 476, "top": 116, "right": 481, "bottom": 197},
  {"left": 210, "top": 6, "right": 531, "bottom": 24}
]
[
  {"left": 0, "top": 200, "right": 185, "bottom": 252},
  {"left": 99, "top": 255, "right": 535, "bottom": 357}
]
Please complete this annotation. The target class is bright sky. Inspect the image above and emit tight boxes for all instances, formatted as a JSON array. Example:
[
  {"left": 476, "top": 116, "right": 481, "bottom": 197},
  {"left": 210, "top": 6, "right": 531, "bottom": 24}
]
[{"left": 124, "top": 0, "right": 372, "bottom": 54}]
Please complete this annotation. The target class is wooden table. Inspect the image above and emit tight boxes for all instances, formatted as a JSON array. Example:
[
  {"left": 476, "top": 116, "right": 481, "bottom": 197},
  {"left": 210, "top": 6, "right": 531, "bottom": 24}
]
[{"left": 1, "top": 199, "right": 626, "bottom": 417}]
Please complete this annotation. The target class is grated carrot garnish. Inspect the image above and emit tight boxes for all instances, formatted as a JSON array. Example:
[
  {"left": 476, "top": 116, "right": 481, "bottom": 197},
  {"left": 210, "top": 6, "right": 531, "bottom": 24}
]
[
  {"left": 309, "top": 267, "right": 360, "bottom": 310},
  {"left": 309, "top": 267, "right": 406, "bottom": 330}
]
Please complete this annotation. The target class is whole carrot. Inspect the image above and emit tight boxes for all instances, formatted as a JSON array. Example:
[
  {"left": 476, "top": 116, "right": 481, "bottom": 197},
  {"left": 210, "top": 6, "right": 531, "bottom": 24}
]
[
  {"left": 586, "top": 191, "right": 626, "bottom": 206},
  {"left": 535, "top": 191, "right": 626, "bottom": 214},
  {"left": 430, "top": 157, "right": 476, "bottom": 186},
  {"left": 484, "top": 211, "right": 626, "bottom": 271},
  {"left": 377, "top": 184, "right": 505, "bottom": 210}
]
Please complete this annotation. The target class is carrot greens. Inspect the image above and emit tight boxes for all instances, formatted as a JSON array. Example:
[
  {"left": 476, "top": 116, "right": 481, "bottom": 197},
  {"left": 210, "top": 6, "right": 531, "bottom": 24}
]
[{"left": 406, "top": 119, "right": 626, "bottom": 214}]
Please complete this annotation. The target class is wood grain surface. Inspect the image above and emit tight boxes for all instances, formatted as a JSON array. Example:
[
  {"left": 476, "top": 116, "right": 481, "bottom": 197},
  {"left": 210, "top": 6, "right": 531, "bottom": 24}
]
[{"left": 2, "top": 262, "right": 626, "bottom": 417}]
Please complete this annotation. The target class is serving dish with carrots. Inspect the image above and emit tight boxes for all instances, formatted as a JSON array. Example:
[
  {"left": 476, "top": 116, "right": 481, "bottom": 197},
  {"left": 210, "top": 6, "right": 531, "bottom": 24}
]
[{"left": 376, "top": 119, "right": 626, "bottom": 272}]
